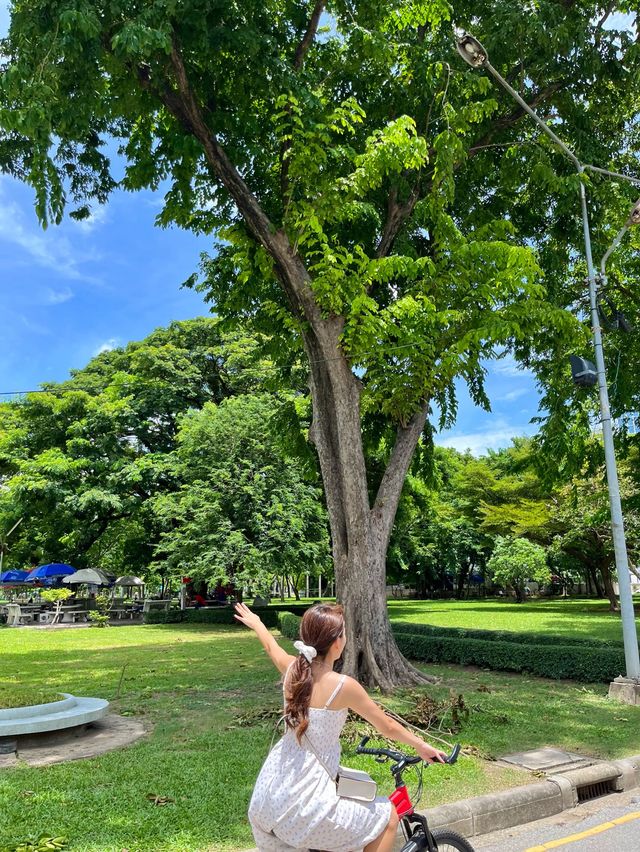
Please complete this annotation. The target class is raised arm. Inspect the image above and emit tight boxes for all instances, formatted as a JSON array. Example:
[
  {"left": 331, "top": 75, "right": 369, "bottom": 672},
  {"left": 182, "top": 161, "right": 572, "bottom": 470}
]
[
  {"left": 234, "top": 602, "right": 296, "bottom": 674},
  {"left": 342, "top": 678, "right": 447, "bottom": 764}
]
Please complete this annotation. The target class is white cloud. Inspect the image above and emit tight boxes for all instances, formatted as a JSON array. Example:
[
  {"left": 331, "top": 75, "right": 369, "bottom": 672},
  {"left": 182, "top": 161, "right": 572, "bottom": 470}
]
[
  {"left": 74, "top": 205, "right": 108, "bottom": 234},
  {"left": 93, "top": 338, "right": 120, "bottom": 356},
  {"left": 496, "top": 386, "right": 529, "bottom": 402},
  {"left": 46, "top": 287, "right": 73, "bottom": 305},
  {"left": 0, "top": 179, "right": 100, "bottom": 282},
  {"left": 435, "top": 419, "right": 536, "bottom": 456},
  {"left": 491, "top": 354, "right": 534, "bottom": 378}
]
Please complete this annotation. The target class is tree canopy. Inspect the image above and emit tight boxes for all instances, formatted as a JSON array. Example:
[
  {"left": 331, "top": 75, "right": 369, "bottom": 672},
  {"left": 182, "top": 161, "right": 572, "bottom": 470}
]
[
  {"left": 2, "top": 0, "right": 639, "bottom": 685},
  {"left": 0, "top": 318, "right": 308, "bottom": 583}
]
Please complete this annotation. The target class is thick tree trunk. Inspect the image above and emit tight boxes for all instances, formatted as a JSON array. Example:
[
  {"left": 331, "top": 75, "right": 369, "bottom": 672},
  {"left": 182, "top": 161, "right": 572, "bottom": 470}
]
[
  {"left": 337, "top": 527, "right": 435, "bottom": 689},
  {"left": 304, "top": 320, "right": 435, "bottom": 689},
  {"left": 456, "top": 562, "right": 470, "bottom": 600},
  {"left": 587, "top": 562, "right": 605, "bottom": 598}
]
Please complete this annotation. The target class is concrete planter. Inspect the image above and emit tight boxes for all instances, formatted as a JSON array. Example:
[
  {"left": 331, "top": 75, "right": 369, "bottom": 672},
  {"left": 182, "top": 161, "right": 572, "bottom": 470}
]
[{"left": 0, "top": 693, "right": 109, "bottom": 741}]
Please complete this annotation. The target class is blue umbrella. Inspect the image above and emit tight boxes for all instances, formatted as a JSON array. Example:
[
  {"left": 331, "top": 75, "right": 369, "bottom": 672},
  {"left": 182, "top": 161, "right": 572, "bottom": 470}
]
[
  {"left": 25, "top": 563, "right": 76, "bottom": 581},
  {"left": 0, "top": 570, "right": 31, "bottom": 584}
]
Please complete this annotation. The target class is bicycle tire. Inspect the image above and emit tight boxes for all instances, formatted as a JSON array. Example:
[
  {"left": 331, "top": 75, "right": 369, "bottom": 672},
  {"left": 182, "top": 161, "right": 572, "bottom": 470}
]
[{"left": 431, "top": 828, "right": 476, "bottom": 852}]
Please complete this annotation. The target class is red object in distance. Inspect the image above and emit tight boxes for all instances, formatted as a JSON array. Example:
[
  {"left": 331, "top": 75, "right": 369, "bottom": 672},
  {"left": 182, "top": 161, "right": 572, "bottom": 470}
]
[{"left": 182, "top": 577, "right": 191, "bottom": 584}]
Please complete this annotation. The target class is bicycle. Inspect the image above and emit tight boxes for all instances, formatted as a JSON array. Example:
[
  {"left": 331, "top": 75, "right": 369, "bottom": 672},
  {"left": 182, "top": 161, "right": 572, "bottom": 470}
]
[{"left": 355, "top": 737, "right": 476, "bottom": 852}]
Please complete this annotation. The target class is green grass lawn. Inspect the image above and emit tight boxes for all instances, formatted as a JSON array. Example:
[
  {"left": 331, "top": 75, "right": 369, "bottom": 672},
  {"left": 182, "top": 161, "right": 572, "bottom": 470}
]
[
  {"left": 387, "top": 596, "right": 636, "bottom": 644},
  {"left": 1, "top": 606, "right": 639, "bottom": 851}
]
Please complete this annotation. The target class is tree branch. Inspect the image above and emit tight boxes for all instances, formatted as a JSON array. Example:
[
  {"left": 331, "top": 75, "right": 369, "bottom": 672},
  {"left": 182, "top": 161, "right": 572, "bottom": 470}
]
[
  {"left": 293, "top": 0, "right": 325, "bottom": 71},
  {"left": 142, "top": 37, "right": 324, "bottom": 327},
  {"left": 375, "top": 184, "right": 420, "bottom": 258},
  {"left": 595, "top": 0, "right": 616, "bottom": 40},
  {"left": 467, "top": 82, "right": 564, "bottom": 158},
  {"left": 371, "top": 402, "right": 430, "bottom": 548}
]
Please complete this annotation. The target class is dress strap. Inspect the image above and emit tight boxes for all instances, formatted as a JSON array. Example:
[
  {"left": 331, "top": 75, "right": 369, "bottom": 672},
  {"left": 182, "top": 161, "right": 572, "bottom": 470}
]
[{"left": 324, "top": 674, "right": 347, "bottom": 709}]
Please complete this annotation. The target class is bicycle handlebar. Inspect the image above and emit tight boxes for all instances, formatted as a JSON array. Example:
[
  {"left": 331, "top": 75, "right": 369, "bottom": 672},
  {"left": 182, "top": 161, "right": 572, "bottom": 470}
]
[{"left": 356, "top": 736, "right": 461, "bottom": 767}]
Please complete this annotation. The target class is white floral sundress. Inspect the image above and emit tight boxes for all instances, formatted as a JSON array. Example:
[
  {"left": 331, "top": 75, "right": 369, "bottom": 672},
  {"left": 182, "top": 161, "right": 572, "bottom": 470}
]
[{"left": 248, "top": 668, "right": 392, "bottom": 851}]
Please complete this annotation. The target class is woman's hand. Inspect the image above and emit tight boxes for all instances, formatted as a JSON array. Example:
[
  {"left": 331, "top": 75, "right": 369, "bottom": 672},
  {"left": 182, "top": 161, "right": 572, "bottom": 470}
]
[
  {"left": 416, "top": 741, "right": 448, "bottom": 764},
  {"left": 234, "top": 602, "right": 264, "bottom": 632}
]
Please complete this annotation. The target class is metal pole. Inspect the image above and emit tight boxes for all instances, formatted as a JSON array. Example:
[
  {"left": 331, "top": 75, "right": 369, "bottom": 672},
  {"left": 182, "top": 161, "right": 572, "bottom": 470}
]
[
  {"left": 580, "top": 184, "right": 640, "bottom": 678},
  {"left": 482, "top": 61, "right": 582, "bottom": 168},
  {"left": 459, "top": 40, "right": 640, "bottom": 680}
]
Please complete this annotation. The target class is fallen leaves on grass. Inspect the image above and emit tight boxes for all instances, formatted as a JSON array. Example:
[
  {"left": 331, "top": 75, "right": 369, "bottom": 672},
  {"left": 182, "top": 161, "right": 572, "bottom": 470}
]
[
  {"left": 463, "top": 744, "right": 495, "bottom": 761},
  {"left": 145, "top": 794, "right": 175, "bottom": 806},
  {"left": 385, "top": 691, "right": 470, "bottom": 734},
  {"left": 0, "top": 835, "right": 67, "bottom": 852}
]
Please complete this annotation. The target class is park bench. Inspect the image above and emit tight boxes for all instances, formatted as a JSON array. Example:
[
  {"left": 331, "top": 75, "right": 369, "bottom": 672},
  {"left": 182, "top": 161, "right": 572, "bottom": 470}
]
[{"left": 4, "top": 604, "right": 34, "bottom": 626}]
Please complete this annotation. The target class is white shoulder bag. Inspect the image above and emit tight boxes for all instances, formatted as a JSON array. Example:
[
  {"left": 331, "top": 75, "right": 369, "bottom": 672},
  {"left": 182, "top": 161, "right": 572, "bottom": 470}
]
[{"left": 304, "top": 733, "right": 378, "bottom": 803}]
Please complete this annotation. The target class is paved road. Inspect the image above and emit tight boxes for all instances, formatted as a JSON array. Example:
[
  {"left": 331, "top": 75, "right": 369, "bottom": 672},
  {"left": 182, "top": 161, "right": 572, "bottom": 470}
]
[{"left": 472, "top": 789, "right": 640, "bottom": 851}]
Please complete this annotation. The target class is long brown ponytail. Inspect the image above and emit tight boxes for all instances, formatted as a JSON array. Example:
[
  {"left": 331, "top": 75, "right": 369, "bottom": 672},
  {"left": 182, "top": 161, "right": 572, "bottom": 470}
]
[{"left": 284, "top": 604, "right": 344, "bottom": 742}]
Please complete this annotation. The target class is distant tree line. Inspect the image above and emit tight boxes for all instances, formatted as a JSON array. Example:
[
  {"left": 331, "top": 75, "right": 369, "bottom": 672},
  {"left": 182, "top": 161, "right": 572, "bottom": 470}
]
[{"left": 1, "top": 317, "right": 639, "bottom": 611}]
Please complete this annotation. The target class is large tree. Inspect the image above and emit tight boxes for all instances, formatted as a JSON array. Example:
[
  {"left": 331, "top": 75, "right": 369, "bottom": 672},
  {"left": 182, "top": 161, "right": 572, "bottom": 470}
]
[
  {"left": 3, "top": 1, "right": 638, "bottom": 686},
  {"left": 152, "top": 393, "right": 330, "bottom": 595},
  {"left": 0, "top": 319, "right": 269, "bottom": 577}
]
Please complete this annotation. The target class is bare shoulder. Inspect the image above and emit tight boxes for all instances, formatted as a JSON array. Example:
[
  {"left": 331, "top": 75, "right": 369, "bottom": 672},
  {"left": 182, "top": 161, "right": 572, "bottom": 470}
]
[
  {"left": 337, "top": 674, "right": 369, "bottom": 706},
  {"left": 341, "top": 674, "right": 367, "bottom": 695},
  {"left": 276, "top": 653, "right": 297, "bottom": 675}
]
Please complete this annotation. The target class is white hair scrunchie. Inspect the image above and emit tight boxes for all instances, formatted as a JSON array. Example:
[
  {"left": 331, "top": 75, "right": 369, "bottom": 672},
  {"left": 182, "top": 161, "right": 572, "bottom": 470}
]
[{"left": 293, "top": 640, "right": 317, "bottom": 663}]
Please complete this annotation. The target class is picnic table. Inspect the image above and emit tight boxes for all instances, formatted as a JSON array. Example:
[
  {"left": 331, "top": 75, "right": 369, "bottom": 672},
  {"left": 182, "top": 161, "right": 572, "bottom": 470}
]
[
  {"left": 58, "top": 605, "right": 89, "bottom": 624},
  {"left": 142, "top": 599, "right": 171, "bottom": 613}
]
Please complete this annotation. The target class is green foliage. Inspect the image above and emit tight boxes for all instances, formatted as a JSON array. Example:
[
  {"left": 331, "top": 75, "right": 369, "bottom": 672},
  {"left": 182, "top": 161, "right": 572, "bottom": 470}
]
[
  {"left": 2, "top": 1, "right": 639, "bottom": 633},
  {"left": 394, "top": 631, "right": 626, "bottom": 683},
  {"left": 0, "top": 0, "right": 612, "bottom": 463},
  {"left": 277, "top": 610, "right": 302, "bottom": 640},
  {"left": 144, "top": 604, "right": 310, "bottom": 626},
  {"left": 0, "top": 320, "right": 307, "bottom": 590},
  {"left": 39, "top": 589, "right": 73, "bottom": 604},
  {"left": 487, "top": 536, "right": 551, "bottom": 601},
  {"left": 152, "top": 394, "right": 329, "bottom": 593},
  {"left": 391, "top": 621, "right": 622, "bottom": 649}
]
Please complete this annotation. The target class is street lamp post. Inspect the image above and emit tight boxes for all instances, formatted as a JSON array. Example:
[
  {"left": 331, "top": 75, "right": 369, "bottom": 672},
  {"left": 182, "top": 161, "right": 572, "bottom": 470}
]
[{"left": 456, "top": 33, "right": 640, "bottom": 700}]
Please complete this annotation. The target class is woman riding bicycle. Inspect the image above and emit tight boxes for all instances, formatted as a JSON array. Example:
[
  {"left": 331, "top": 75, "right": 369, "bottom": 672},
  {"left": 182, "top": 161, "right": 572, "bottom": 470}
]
[{"left": 235, "top": 601, "right": 447, "bottom": 852}]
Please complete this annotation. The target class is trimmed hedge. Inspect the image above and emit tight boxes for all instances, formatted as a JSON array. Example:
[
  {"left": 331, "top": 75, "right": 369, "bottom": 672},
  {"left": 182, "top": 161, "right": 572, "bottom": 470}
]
[
  {"left": 274, "top": 614, "right": 627, "bottom": 682},
  {"left": 394, "top": 631, "right": 626, "bottom": 683},
  {"left": 144, "top": 603, "right": 310, "bottom": 626},
  {"left": 391, "top": 621, "right": 623, "bottom": 649},
  {"left": 278, "top": 611, "right": 302, "bottom": 639}
]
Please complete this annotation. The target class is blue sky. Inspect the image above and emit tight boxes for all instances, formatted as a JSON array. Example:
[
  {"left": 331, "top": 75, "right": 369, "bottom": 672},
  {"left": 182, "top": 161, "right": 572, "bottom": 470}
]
[{"left": 0, "top": 3, "right": 555, "bottom": 456}]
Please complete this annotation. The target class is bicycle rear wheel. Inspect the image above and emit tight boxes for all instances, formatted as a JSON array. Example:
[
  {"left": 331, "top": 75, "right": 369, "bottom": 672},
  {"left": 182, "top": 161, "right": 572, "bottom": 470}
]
[{"left": 431, "top": 828, "right": 476, "bottom": 851}]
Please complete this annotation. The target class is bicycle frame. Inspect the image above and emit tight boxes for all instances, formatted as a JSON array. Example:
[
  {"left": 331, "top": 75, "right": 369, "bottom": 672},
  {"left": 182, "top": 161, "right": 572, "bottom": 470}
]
[
  {"left": 391, "top": 772, "right": 438, "bottom": 851},
  {"left": 356, "top": 737, "right": 461, "bottom": 852}
]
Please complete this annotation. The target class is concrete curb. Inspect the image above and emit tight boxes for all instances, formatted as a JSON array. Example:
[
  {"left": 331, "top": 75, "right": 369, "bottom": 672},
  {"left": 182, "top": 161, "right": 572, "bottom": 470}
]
[
  {"left": 241, "top": 754, "right": 640, "bottom": 850},
  {"left": 393, "top": 753, "right": 640, "bottom": 846}
]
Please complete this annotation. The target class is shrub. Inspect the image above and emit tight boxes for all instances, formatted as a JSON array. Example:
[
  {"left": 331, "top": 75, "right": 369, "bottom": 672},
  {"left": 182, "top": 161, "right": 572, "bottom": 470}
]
[
  {"left": 391, "top": 621, "right": 622, "bottom": 648},
  {"left": 278, "top": 611, "right": 302, "bottom": 640},
  {"left": 394, "top": 631, "right": 626, "bottom": 683}
]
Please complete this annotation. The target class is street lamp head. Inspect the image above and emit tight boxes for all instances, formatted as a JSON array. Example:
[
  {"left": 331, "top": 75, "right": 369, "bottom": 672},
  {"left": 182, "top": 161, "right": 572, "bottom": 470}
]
[
  {"left": 626, "top": 199, "right": 640, "bottom": 227},
  {"left": 456, "top": 33, "right": 489, "bottom": 68}
]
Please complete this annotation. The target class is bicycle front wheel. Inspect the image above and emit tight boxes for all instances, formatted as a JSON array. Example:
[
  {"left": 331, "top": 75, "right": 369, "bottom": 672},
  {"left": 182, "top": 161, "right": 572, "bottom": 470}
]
[{"left": 431, "top": 829, "right": 476, "bottom": 852}]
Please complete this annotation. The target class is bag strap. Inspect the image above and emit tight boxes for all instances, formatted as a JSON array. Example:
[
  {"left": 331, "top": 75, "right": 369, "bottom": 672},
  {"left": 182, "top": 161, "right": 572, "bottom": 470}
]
[{"left": 303, "top": 732, "right": 338, "bottom": 783}]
